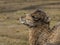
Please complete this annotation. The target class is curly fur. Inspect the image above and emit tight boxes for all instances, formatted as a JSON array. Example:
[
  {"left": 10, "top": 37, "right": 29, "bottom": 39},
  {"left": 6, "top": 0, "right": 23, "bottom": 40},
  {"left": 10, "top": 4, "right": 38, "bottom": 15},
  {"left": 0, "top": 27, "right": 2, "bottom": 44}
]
[{"left": 20, "top": 9, "right": 60, "bottom": 45}]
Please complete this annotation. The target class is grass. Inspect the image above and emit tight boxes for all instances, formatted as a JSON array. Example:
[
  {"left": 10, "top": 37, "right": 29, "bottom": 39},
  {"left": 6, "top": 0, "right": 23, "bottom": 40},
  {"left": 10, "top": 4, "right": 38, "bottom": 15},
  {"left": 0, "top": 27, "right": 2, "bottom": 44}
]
[
  {"left": 0, "top": 0, "right": 60, "bottom": 45},
  {"left": 0, "top": 9, "right": 60, "bottom": 45}
]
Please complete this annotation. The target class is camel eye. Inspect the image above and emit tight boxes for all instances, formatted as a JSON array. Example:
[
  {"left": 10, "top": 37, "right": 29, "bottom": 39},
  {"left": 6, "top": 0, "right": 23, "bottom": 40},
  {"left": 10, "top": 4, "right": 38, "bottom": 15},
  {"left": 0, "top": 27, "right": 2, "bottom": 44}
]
[
  {"left": 32, "top": 16, "right": 35, "bottom": 18},
  {"left": 32, "top": 16, "right": 37, "bottom": 18}
]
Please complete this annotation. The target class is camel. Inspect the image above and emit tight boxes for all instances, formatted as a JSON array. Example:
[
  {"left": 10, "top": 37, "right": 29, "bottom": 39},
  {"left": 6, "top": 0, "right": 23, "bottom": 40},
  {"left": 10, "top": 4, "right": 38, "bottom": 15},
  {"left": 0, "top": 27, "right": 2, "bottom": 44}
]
[{"left": 20, "top": 9, "right": 60, "bottom": 45}]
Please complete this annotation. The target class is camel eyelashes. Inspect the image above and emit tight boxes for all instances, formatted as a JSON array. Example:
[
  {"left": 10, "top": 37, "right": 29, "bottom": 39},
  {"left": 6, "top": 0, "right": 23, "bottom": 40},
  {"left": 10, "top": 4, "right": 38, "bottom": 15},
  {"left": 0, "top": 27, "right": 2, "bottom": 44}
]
[
  {"left": 32, "top": 16, "right": 35, "bottom": 18},
  {"left": 32, "top": 16, "right": 38, "bottom": 21}
]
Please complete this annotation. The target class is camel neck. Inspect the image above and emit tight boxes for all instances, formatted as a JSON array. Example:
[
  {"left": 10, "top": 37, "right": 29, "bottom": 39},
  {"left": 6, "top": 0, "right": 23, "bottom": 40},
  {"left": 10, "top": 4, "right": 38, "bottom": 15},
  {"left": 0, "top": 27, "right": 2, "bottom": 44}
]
[{"left": 29, "top": 24, "right": 51, "bottom": 45}]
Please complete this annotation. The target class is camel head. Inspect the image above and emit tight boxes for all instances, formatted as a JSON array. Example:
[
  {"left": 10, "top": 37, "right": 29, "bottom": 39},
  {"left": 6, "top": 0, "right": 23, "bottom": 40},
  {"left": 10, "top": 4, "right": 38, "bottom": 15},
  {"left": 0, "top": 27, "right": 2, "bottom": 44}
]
[{"left": 20, "top": 9, "right": 51, "bottom": 28}]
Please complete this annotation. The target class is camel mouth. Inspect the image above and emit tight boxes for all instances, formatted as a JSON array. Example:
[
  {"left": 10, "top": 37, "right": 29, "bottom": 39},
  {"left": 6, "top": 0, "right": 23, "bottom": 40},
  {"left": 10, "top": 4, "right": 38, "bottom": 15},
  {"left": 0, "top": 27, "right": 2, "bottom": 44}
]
[
  {"left": 19, "top": 16, "right": 37, "bottom": 28},
  {"left": 19, "top": 16, "right": 26, "bottom": 24}
]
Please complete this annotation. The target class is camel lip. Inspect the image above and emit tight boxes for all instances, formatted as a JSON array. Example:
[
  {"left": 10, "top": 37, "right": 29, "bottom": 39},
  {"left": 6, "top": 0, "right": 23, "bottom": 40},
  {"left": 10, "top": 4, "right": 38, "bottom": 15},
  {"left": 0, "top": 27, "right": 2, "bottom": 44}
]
[{"left": 19, "top": 17, "right": 26, "bottom": 24}]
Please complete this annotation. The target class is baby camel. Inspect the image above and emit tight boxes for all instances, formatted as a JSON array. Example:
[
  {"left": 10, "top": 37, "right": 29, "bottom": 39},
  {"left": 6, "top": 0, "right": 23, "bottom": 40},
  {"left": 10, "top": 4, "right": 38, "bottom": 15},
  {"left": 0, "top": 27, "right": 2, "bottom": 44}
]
[{"left": 20, "top": 9, "right": 60, "bottom": 45}]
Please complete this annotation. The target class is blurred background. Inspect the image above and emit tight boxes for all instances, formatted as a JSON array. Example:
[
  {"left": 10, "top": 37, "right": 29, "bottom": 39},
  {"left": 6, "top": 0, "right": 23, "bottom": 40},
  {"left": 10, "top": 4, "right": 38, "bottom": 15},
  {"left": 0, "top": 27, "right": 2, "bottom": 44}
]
[{"left": 0, "top": 0, "right": 60, "bottom": 45}]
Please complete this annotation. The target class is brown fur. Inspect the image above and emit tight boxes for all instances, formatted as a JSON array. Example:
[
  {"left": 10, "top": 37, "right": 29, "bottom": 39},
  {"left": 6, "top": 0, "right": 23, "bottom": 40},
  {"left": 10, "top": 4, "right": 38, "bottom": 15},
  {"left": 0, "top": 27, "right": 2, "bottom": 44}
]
[
  {"left": 27, "top": 9, "right": 51, "bottom": 45},
  {"left": 29, "top": 24, "right": 51, "bottom": 45},
  {"left": 20, "top": 9, "right": 60, "bottom": 45}
]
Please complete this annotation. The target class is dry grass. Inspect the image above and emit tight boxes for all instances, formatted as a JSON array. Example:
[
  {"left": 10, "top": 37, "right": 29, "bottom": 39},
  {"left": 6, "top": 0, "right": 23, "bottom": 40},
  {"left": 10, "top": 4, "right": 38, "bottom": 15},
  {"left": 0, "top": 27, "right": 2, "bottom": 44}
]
[{"left": 0, "top": 0, "right": 60, "bottom": 45}]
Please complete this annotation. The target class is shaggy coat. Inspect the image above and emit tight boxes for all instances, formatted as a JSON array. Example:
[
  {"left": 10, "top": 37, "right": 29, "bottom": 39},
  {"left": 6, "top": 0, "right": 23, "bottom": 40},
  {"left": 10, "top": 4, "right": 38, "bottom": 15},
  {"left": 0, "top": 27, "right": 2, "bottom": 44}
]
[{"left": 20, "top": 9, "right": 60, "bottom": 45}]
